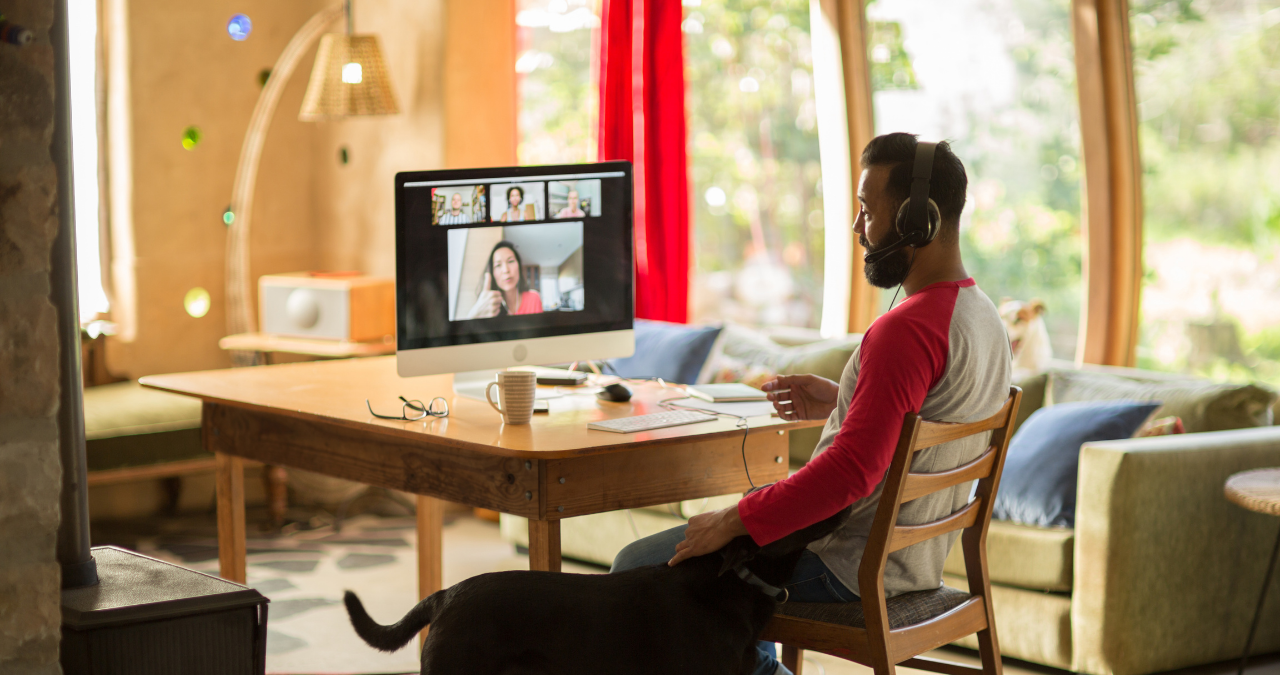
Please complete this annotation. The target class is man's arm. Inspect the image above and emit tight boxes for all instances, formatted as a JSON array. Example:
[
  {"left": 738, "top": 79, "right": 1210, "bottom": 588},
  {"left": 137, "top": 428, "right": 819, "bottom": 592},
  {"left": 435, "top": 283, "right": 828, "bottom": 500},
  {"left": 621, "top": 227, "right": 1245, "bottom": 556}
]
[{"left": 736, "top": 310, "right": 949, "bottom": 546}]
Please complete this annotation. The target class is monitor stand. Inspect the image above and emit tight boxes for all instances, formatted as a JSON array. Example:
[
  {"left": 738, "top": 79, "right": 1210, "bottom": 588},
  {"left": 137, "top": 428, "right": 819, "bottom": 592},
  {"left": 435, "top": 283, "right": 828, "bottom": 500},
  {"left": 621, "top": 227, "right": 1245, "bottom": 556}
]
[{"left": 451, "top": 370, "right": 565, "bottom": 402}]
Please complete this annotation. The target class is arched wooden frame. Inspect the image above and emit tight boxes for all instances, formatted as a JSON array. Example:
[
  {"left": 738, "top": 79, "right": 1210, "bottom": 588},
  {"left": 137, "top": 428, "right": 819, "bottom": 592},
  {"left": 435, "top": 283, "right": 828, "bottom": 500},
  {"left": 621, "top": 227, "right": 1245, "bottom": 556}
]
[
  {"left": 825, "top": 0, "right": 1143, "bottom": 362},
  {"left": 1070, "top": 0, "right": 1143, "bottom": 367}
]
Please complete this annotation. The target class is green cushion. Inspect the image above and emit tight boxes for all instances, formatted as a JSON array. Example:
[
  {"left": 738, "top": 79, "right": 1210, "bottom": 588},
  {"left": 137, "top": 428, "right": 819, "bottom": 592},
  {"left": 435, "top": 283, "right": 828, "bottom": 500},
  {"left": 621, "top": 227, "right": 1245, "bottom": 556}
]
[
  {"left": 943, "top": 519, "right": 1074, "bottom": 592},
  {"left": 698, "top": 323, "right": 862, "bottom": 464},
  {"left": 1010, "top": 371, "right": 1048, "bottom": 437},
  {"left": 83, "top": 381, "right": 207, "bottom": 472},
  {"left": 1045, "top": 369, "right": 1277, "bottom": 433},
  {"left": 83, "top": 381, "right": 202, "bottom": 439},
  {"left": 945, "top": 573, "right": 1073, "bottom": 669}
]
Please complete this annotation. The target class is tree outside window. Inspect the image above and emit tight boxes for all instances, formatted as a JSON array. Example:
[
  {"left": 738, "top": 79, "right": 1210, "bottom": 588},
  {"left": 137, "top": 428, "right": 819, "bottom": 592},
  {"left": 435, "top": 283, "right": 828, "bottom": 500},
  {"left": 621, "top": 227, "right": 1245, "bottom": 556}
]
[
  {"left": 685, "top": 0, "right": 826, "bottom": 329},
  {"left": 866, "top": 0, "right": 1084, "bottom": 360},
  {"left": 1131, "top": 0, "right": 1280, "bottom": 387}
]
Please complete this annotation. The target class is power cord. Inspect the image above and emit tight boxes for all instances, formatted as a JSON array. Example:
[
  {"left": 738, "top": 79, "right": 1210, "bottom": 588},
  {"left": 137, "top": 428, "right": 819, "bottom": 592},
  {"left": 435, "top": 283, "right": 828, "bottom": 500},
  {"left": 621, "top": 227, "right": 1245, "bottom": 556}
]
[
  {"left": 885, "top": 247, "right": 917, "bottom": 311},
  {"left": 659, "top": 396, "right": 757, "bottom": 490}
]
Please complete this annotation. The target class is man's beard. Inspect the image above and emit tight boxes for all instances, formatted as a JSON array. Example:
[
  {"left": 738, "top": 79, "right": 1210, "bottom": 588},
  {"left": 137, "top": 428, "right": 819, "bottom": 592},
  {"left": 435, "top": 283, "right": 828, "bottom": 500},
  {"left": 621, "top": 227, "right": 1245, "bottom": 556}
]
[{"left": 861, "top": 236, "right": 913, "bottom": 289}]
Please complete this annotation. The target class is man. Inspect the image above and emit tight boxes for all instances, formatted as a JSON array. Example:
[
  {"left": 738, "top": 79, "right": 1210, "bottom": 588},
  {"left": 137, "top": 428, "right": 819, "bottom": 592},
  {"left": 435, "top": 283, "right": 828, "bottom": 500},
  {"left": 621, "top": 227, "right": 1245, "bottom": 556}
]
[
  {"left": 610, "top": 133, "right": 1012, "bottom": 675},
  {"left": 438, "top": 192, "right": 471, "bottom": 225},
  {"left": 554, "top": 188, "right": 587, "bottom": 218}
]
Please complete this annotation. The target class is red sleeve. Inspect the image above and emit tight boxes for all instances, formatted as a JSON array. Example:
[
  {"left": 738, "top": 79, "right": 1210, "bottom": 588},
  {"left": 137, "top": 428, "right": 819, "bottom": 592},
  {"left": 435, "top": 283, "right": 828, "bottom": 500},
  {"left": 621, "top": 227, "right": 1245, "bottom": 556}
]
[{"left": 736, "top": 284, "right": 958, "bottom": 546}]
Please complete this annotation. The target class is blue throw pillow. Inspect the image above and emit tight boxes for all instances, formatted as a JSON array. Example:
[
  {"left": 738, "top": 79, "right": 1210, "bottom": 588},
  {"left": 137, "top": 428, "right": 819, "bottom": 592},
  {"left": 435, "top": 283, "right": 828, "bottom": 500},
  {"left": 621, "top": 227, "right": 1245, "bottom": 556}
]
[
  {"left": 607, "top": 320, "right": 722, "bottom": 385},
  {"left": 993, "top": 400, "right": 1161, "bottom": 528}
]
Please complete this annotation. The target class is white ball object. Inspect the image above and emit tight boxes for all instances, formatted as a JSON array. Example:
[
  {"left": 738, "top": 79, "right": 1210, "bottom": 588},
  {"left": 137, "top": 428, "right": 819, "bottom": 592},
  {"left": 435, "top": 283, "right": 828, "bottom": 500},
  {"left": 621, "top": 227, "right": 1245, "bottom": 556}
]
[{"left": 285, "top": 288, "right": 321, "bottom": 329}]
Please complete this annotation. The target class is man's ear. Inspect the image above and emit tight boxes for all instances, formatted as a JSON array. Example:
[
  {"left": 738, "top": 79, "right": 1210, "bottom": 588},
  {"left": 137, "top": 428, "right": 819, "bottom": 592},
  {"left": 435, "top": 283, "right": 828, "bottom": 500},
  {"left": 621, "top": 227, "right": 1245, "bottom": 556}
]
[{"left": 717, "top": 537, "right": 758, "bottom": 576}]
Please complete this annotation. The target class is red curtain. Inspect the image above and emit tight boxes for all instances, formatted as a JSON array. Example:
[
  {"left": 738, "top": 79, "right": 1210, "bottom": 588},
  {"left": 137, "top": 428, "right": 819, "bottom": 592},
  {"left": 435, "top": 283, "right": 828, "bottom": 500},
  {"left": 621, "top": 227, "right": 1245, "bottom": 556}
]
[{"left": 598, "top": 0, "right": 690, "bottom": 323}]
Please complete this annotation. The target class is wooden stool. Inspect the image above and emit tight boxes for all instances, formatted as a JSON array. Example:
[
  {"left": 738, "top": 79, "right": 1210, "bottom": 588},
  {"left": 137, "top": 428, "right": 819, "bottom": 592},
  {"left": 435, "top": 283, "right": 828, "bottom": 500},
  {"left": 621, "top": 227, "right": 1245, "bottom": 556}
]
[{"left": 1225, "top": 468, "right": 1280, "bottom": 675}]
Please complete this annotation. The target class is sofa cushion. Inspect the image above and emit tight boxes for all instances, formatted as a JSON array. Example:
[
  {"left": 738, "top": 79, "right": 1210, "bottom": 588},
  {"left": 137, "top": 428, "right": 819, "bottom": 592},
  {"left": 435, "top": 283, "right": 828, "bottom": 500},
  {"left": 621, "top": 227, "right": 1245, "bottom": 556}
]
[
  {"left": 1010, "top": 371, "right": 1048, "bottom": 437},
  {"left": 83, "top": 381, "right": 202, "bottom": 439},
  {"left": 607, "top": 320, "right": 722, "bottom": 385},
  {"left": 698, "top": 323, "right": 862, "bottom": 464},
  {"left": 82, "top": 381, "right": 206, "bottom": 472},
  {"left": 994, "top": 400, "right": 1161, "bottom": 528},
  {"left": 943, "top": 519, "right": 1074, "bottom": 592},
  {"left": 1046, "top": 369, "right": 1276, "bottom": 433}
]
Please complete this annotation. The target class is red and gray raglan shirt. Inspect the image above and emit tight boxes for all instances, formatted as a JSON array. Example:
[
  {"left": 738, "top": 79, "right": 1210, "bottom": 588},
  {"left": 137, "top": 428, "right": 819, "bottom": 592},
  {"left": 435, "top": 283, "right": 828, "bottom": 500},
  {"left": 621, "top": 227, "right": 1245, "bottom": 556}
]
[{"left": 737, "top": 278, "right": 1012, "bottom": 598}]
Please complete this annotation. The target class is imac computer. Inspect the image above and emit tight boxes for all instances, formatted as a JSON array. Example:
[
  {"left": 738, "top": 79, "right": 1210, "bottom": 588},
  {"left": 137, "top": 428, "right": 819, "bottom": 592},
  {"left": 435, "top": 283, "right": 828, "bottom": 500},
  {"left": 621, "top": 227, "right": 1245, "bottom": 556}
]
[{"left": 394, "top": 161, "right": 635, "bottom": 395}]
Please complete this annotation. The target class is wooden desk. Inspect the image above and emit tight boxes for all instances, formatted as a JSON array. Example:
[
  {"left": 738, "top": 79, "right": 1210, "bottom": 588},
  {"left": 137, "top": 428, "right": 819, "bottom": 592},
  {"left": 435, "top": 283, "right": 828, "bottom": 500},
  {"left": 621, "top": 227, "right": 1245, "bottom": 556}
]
[{"left": 141, "top": 357, "right": 813, "bottom": 605}]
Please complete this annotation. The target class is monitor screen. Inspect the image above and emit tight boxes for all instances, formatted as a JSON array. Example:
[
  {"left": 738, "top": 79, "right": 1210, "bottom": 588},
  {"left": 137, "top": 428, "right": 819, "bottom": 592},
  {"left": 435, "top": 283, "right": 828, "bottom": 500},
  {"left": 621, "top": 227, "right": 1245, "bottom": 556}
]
[{"left": 395, "top": 162, "right": 633, "bottom": 372}]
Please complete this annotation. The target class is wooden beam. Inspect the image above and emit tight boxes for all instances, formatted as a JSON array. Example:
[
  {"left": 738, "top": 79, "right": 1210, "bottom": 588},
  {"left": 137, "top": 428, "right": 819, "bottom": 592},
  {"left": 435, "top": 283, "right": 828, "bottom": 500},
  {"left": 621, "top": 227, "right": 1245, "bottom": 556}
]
[
  {"left": 835, "top": 0, "right": 880, "bottom": 334},
  {"left": 1072, "top": 0, "right": 1143, "bottom": 367}
]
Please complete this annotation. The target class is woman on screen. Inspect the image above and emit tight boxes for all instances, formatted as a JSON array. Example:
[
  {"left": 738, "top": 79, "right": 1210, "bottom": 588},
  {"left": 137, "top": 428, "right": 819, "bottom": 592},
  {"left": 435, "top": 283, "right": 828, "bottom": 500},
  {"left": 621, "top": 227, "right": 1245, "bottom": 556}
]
[
  {"left": 498, "top": 186, "right": 537, "bottom": 222},
  {"left": 467, "top": 241, "right": 543, "bottom": 318}
]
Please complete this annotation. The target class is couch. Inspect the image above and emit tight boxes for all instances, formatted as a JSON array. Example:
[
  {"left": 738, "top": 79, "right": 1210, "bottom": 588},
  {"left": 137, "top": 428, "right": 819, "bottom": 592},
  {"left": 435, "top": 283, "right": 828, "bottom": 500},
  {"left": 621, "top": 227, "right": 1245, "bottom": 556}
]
[{"left": 500, "top": 320, "right": 1280, "bottom": 675}]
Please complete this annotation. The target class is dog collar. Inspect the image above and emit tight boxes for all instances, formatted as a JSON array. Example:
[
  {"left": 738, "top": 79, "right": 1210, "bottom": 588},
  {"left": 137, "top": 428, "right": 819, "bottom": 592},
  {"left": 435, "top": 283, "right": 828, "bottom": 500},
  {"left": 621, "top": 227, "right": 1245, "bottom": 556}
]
[{"left": 733, "top": 564, "right": 789, "bottom": 603}]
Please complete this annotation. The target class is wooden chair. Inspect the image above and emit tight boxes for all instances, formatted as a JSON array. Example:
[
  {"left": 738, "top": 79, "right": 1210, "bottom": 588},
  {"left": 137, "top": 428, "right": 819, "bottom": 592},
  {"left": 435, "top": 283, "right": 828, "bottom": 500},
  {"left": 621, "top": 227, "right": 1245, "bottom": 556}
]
[{"left": 761, "top": 386, "right": 1022, "bottom": 675}]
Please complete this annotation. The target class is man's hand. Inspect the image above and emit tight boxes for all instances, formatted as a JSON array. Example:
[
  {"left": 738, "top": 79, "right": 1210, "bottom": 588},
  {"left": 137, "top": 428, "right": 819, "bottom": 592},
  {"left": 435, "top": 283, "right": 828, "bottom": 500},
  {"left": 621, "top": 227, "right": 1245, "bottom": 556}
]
[
  {"left": 762, "top": 374, "right": 839, "bottom": 421},
  {"left": 668, "top": 505, "right": 750, "bottom": 567}
]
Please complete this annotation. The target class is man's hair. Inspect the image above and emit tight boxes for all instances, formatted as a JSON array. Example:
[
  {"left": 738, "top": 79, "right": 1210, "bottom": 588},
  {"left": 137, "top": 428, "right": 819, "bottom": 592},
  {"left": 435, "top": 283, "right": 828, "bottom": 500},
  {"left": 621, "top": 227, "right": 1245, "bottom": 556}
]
[{"left": 860, "top": 133, "right": 967, "bottom": 231}]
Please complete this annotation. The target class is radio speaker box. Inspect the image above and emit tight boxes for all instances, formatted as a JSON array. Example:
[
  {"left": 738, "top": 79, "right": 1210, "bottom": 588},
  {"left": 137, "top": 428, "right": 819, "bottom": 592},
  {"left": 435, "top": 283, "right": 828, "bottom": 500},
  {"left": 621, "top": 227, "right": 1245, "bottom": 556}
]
[{"left": 259, "top": 272, "right": 394, "bottom": 342}]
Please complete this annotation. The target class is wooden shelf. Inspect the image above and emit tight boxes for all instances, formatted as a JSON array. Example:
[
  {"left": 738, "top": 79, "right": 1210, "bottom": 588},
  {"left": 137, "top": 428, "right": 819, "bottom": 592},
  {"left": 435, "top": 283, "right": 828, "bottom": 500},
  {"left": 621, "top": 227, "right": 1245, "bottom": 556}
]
[{"left": 218, "top": 332, "right": 395, "bottom": 358}]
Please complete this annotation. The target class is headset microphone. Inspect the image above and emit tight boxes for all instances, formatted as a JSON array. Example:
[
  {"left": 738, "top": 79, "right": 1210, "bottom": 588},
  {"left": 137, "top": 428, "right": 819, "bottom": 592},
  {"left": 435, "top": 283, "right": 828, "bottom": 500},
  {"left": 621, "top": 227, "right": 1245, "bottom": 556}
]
[{"left": 863, "top": 229, "right": 923, "bottom": 266}]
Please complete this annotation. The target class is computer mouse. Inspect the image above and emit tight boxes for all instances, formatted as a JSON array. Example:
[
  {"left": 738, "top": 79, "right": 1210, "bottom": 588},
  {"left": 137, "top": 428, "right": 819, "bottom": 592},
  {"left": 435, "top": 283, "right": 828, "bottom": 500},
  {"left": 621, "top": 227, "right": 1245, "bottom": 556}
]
[{"left": 597, "top": 383, "right": 633, "bottom": 403}]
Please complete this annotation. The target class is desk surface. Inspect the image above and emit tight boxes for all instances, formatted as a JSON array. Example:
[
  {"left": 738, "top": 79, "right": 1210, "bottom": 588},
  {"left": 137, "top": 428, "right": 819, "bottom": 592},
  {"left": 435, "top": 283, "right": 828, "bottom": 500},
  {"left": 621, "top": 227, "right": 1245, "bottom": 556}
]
[{"left": 141, "top": 357, "right": 820, "bottom": 459}]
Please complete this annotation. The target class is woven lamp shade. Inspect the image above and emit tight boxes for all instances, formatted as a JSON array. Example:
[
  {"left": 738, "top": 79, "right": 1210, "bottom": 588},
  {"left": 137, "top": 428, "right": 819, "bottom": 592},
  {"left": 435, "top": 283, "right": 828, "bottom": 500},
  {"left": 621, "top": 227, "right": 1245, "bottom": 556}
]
[{"left": 299, "top": 34, "right": 399, "bottom": 119}]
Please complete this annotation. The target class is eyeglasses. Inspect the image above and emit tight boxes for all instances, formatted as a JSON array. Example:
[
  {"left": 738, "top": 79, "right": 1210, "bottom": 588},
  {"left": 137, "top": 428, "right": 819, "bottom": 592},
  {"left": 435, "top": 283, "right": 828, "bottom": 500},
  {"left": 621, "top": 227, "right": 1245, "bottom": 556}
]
[{"left": 366, "top": 395, "right": 449, "bottom": 421}]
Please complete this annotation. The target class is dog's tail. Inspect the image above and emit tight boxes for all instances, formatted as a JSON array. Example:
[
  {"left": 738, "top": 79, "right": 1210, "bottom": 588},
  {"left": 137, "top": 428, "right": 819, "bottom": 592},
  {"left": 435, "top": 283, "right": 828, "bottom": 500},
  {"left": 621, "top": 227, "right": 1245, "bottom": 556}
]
[{"left": 343, "top": 589, "right": 442, "bottom": 653}]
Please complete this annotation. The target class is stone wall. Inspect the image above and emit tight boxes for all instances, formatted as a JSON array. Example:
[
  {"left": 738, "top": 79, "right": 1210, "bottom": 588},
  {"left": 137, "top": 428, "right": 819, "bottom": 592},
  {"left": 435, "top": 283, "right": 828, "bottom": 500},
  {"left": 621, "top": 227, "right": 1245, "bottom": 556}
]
[{"left": 0, "top": 0, "right": 65, "bottom": 672}]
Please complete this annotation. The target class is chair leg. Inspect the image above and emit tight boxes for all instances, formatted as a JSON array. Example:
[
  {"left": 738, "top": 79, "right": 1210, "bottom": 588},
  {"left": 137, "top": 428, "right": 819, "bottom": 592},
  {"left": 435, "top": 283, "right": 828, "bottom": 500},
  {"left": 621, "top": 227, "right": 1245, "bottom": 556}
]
[
  {"left": 781, "top": 645, "right": 804, "bottom": 674},
  {"left": 976, "top": 627, "right": 1003, "bottom": 675}
]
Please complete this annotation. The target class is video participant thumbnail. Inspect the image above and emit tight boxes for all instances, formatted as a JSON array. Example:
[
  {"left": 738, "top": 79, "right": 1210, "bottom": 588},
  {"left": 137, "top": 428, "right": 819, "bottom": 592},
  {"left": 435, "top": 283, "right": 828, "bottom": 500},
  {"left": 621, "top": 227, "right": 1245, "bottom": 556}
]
[
  {"left": 549, "top": 179, "right": 602, "bottom": 218},
  {"left": 491, "top": 182, "right": 546, "bottom": 223},
  {"left": 431, "top": 185, "right": 487, "bottom": 225},
  {"left": 447, "top": 221, "right": 586, "bottom": 321}
]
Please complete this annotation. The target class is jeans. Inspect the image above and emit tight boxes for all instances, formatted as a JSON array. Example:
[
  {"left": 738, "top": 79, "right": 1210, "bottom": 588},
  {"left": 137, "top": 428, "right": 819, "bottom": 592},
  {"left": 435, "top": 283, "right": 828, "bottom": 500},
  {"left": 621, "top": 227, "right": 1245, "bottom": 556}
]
[{"left": 610, "top": 523, "right": 858, "bottom": 675}]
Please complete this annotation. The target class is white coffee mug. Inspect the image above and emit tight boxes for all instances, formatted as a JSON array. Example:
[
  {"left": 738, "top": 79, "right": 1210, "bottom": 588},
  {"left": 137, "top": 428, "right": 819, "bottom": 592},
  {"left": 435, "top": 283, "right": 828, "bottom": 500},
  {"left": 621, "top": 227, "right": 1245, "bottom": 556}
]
[{"left": 486, "top": 371, "right": 537, "bottom": 425}]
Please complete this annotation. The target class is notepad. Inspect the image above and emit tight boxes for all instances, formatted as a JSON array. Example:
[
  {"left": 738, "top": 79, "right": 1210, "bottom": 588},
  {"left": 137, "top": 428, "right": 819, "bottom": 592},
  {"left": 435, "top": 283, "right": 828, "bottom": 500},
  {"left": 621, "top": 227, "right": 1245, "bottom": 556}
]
[{"left": 685, "top": 383, "right": 768, "bottom": 403}]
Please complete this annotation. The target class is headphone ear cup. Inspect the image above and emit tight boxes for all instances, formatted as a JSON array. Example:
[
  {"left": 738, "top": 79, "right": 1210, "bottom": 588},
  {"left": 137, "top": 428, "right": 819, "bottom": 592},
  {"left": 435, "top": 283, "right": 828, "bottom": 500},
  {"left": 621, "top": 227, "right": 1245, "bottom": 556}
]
[
  {"left": 894, "top": 198, "right": 941, "bottom": 246},
  {"left": 922, "top": 198, "right": 941, "bottom": 244}
]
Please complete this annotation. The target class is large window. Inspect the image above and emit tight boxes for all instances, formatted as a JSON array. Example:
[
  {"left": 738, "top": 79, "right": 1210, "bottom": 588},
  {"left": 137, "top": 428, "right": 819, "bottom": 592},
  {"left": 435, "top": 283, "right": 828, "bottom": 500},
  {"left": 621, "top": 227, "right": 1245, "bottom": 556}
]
[
  {"left": 684, "top": 0, "right": 826, "bottom": 329},
  {"left": 70, "top": 0, "right": 109, "bottom": 322},
  {"left": 1131, "top": 0, "right": 1280, "bottom": 386},
  {"left": 865, "top": 0, "right": 1083, "bottom": 358},
  {"left": 515, "top": 0, "right": 601, "bottom": 166}
]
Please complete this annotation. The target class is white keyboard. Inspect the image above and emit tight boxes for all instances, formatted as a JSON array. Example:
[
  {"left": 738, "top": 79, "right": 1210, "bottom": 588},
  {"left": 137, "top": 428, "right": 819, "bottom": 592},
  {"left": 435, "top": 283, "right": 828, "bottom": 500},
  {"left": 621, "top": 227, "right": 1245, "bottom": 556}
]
[{"left": 587, "top": 409, "right": 717, "bottom": 433}]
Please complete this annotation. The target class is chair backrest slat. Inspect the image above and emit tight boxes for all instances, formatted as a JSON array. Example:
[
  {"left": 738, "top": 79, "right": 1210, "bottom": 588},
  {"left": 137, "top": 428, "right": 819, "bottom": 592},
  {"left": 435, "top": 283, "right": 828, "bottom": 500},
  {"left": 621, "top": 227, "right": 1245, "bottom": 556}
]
[
  {"left": 857, "top": 386, "right": 1022, "bottom": 619},
  {"left": 898, "top": 446, "right": 996, "bottom": 504},
  {"left": 913, "top": 398, "right": 1014, "bottom": 449},
  {"left": 887, "top": 499, "right": 981, "bottom": 554}
]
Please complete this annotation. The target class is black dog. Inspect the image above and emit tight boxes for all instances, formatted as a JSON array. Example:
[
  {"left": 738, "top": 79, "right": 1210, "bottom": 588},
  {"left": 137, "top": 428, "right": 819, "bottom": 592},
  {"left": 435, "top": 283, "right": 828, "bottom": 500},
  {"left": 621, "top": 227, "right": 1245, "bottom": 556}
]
[{"left": 343, "top": 505, "right": 851, "bottom": 675}]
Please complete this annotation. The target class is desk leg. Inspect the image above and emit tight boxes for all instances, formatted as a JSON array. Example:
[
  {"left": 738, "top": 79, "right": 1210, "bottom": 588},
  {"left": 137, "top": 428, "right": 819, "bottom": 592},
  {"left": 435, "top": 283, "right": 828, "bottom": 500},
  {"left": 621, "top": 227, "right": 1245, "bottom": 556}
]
[
  {"left": 528, "top": 519, "right": 562, "bottom": 572},
  {"left": 215, "top": 452, "right": 247, "bottom": 584},
  {"left": 416, "top": 495, "right": 444, "bottom": 645}
]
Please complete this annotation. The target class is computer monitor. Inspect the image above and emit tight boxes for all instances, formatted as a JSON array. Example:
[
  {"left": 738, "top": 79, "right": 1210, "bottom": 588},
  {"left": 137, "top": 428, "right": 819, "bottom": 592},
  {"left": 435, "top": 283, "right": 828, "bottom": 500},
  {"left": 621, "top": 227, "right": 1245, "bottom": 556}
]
[{"left": 394, "top": 161, "right": 635, "bottom": 391}]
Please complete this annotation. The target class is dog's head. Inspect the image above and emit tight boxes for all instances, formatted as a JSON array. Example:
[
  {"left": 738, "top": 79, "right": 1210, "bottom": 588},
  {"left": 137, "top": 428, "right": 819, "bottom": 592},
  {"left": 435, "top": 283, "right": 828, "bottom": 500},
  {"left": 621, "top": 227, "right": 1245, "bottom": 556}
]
[
  {"left": 716, "top": 491, "right": 853, "bottom": 582},
  {"left": 998, "top": 297, "right": 1046, "bottom": 355}
]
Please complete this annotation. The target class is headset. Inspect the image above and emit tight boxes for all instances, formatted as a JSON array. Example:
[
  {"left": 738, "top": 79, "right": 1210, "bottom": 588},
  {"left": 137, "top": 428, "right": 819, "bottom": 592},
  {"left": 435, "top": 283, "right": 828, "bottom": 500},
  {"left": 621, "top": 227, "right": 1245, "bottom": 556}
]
[{"left": 863, "top": 140, "right": 942, "bottom": 266}]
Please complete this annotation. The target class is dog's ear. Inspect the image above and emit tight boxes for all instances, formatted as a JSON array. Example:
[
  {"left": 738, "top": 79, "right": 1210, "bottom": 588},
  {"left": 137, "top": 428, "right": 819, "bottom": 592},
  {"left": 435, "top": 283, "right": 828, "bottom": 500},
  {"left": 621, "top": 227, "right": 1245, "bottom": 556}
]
[
  {"left": 718, "top": 536, "right": 758, "bottom": 576},
  {"left": 1028, "top": 298, "right": 1045, "bottom": 315}
]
